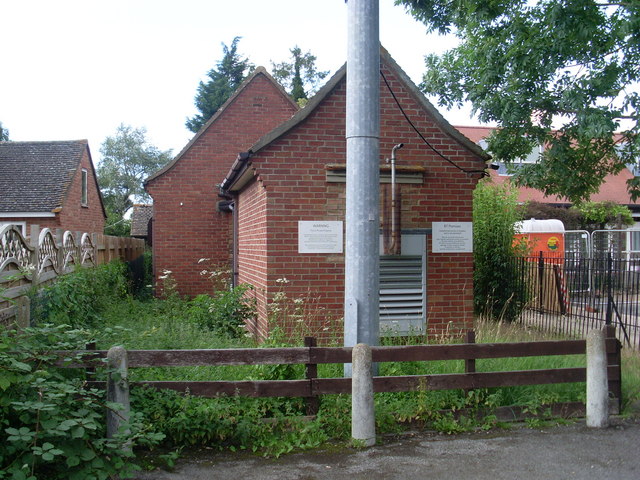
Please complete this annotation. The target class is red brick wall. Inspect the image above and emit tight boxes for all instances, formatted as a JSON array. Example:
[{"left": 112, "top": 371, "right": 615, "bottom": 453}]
[
  {"left": 146, "top": 72, "right": 297, "bottom": 296},
  {"left": 0, "top": 147, "right": 105, "bottom": 236},
  {"left": 58, "top": 147, "right": 106, "bottom": 233},
  {"left": 236, "top": 62, "right": 484, "bottom": 340}
]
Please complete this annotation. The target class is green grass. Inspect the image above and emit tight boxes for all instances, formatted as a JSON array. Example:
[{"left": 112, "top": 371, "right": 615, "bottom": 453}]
[{"left": 93, "top": 291, "right": 640, "bottom": 456}]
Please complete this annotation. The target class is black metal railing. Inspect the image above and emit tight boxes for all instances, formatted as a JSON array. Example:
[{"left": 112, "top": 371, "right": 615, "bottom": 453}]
[{"left": 508, "top": 253, "right": 639, "bottom": 348}]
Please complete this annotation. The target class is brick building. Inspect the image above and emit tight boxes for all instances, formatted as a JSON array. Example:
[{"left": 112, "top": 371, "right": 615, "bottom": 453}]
[
  {"left": 147, "top": 50, "right": 489, "bottom": 340},
  {"left": 145, "top": 67, "right": 298, "bottom": 294},
  {"left": 0, "top": 140, "right": 106, "bottom": 235}
]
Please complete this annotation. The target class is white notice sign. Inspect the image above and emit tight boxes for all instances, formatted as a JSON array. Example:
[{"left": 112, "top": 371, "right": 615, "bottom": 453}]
[
  {"left": 298, "top": 221, "right": 343, "bottom": 253},
  {"left": 432, "top": 222, "right": 473, "bottom": 253}
]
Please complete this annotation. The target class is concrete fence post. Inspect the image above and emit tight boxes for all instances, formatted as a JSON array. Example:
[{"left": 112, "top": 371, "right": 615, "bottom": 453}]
[
  {"left": 586, "top": 328, "right": 609, "bottom": 428},
  {"left": 352, "top": 343, "right": 375, "bottom": 446},
  {"left": 106, "top": 346, "right": 131, "bottom": 442},
  {"left": 16, "top": 296, "right": 30, "bottom": 329}
]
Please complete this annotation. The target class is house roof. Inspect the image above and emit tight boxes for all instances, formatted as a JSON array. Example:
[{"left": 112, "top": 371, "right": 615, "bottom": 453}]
[
  {"left": 130, "top": 204, "right": 153, "bottom": 237},
  {"left": 0, "top": 140, "right": 101, "bottom": 214},
  {"left": 220, "top": 47, "right": 490, "bottom": 193},
  {"left": 144, "top": 67, "right": 298, "bottom": 187},
  {"left": 455, "top": 126, "right": 640, "bottom": 209}
]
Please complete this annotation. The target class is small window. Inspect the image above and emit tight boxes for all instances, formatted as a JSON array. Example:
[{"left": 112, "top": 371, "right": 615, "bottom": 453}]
[
  {"left": 0, "top": 222, "right": 26, "bottom": 236},
  {"left": 626, "top": 163, "right": 640, "bottom": 177},
  {"left": 81, "top": 169, "right": 88, "bottom": 206},
  {"left": 479, "top": 139, "right": 543, "bottom": 176}
]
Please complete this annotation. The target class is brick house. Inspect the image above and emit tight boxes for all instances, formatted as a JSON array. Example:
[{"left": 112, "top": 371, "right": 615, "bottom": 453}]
[
  {"left": 130, "top": 203, "right": 153, "bottom": 244},
  {"left": 0, "top": 140, "right": 106, "bottom": 235},
  {"left": 218, "top": 49, "right": 489, "bottom": 340},
  {"left": 144, "top": 67, "right": 299, "bottom": 295},
  {"left": 457, "top": 126, "right": 640, "bottom": 220}
]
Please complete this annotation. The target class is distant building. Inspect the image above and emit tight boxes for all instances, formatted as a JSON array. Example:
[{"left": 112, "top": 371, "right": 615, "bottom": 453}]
[
  {"left": 0, "top": 140, "right": 106, "bottom": 235},
  {"left": 130, "top": 204, "right": 153, "bottom": 244}
]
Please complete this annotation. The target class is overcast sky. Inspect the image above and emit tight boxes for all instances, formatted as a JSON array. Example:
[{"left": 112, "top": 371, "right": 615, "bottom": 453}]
[{"left": 1, "top": 0, "right": 478, "bottom": 162}]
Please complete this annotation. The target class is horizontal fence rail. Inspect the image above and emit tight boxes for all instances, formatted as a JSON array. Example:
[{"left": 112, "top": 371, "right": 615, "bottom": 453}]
[{"left": 59, "top": 326, "right": 622, "bottom": 415}]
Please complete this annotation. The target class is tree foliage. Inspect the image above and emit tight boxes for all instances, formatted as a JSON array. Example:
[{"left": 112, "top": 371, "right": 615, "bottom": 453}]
[
  {"left": 98, "top": 124, "right": 172, "bottom": 234},
  {"left": 521, "top": 200, "right": 634, "bottom": 231},
  {"left": 271, "top": 46, "right": 329, "bottom": 104},
  {"left": 0, "top": 122, "right": 9, "bottom": 141},
  {"left": 398, "top": 0, "right": 640, "bottom": 202},
  {"left": 185, "top": 37, "right": 254, "bottom": 133}
]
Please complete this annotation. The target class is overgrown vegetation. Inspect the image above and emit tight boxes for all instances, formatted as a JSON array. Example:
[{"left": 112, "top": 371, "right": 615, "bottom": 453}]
[
  {"left": 3, "top": 261, "right": 638, "bottom": 474},
  {"left": 0, "top": 324, "right": 163, "bottom": 479},
  {"left": 473, "top": 180, "right": 528, "bottom": 321},
  {"left": 30, "top": 261, "right": 129, "bottom": 329}
]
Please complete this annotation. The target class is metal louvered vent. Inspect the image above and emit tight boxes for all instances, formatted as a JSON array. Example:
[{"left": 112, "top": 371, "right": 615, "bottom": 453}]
[{"left": 379, "top": 255, "right": 425, "bottom": 335}]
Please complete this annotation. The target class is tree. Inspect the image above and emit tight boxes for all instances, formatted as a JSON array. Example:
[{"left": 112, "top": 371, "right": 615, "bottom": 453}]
[
  {"left": 398, "top": 0, "right": 640, "bottom": 202},
  {"left": 0, "top": 122, "right": 9, "bottom": 141},
  {"left": 271, "top": 46, "right": 329, "bottom": 105},
  {"left": 186, "top": 37, "right": 254, "bottom": 133},
  {"left": 521, "top": 200, "right": 633, "bottom": 231},
  {"left": 98, "top": 124, "right": 172, "bottom": 234}
]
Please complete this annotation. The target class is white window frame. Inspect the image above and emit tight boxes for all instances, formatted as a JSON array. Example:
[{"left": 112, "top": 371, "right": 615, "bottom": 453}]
[{"left": 81, "top": 169, "right": 88, "bottom": 206}]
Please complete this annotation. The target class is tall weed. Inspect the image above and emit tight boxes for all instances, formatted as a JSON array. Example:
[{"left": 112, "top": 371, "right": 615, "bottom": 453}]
[{"left": 31, "top": 261, "right": 129, "bottom": 328}]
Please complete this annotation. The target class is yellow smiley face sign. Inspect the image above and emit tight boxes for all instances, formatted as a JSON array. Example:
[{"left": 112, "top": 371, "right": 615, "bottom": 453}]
[{"left": 547, "top": 236, "right": 560, "bottom": 251}]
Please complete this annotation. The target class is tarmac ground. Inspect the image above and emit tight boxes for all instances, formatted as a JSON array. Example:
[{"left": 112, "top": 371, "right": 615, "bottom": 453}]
[{"left": 136, "top": 416, "right": 640, "bottom": 480}]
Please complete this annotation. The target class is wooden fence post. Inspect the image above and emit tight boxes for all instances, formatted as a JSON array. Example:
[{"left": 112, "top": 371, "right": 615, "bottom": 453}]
[
  {"left": 604, "top": 324, "right": 622, "bottom": 413},
  {"left": 464, "top": 330, "right": 476, "bottom": 397},
  {"left": 304, "top": 337, "right": 319, "bottom": 416},
  {"left": 106, "top": 346, "right": 130, "bottom": 445},
  {"left": 464, "top": 330, "right": 476, "bottom": 374}
]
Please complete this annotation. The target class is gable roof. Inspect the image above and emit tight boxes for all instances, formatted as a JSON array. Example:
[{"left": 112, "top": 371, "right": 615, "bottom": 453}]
[
  {"left": 220, "top": 47, "right": 489, "bottom": 193},
  {"left": 145, "top": 67, "right": 298, "bottom": 186},
  {"left": 0, "top": 140, "right": 101, "bottom": 214},
  {"left": 130, "top": 203, "right": 153, "bottom": 237}
]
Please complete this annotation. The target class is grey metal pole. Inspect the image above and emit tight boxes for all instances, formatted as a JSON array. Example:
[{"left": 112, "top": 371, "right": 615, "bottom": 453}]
[{"left": 344, "top": 0, "right": 380, "bottom": 365}]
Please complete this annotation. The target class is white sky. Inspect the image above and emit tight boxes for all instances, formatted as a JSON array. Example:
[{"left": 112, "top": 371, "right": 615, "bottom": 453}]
[{"left": 1, "top": 0, "right": 478, "bottom": 162}]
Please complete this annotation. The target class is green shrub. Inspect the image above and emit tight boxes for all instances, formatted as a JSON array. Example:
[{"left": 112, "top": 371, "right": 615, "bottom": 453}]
[
  {"left": 31, "top": 262, "right": 129, "bottom": 329},
  {"left": 0, "top": 324, "right": 163, "bottom": 479},
  {"left": 188, "top": 284, "right": 256, "bottom": 338},
  {"left": 473, "top": 180, "right": 527, "bottom": 321}
]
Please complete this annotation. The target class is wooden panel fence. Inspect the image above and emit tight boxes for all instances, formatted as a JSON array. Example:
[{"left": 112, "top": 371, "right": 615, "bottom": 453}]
[
  {"left": 0, "top": 224, "right": 145, "bottom": 327},
  {"left": 61, "top": 325, "right": 622, "bottom": 418}
]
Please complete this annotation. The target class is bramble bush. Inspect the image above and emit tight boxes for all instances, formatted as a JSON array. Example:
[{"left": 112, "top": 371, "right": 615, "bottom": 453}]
[{"left": 0, "top": 324, "right": 164, "bottom": 479}]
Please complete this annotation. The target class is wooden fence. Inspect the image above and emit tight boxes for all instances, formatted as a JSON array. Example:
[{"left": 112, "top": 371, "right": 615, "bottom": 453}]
[
  {"left": 62, "top": 325, "right": 622, "bottom": 421},
  {"left": 0, "top": 224, "right": 145, "bottom": 327}
]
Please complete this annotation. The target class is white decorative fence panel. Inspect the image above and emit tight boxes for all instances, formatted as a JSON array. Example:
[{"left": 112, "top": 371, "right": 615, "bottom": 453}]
[{"left": 0, "top": 224, "right": 144, "bottom": 328}]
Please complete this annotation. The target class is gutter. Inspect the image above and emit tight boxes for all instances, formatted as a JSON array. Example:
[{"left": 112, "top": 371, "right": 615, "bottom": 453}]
[{"left": 219, "top": 151, "right": 252, "bottom": 195}]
